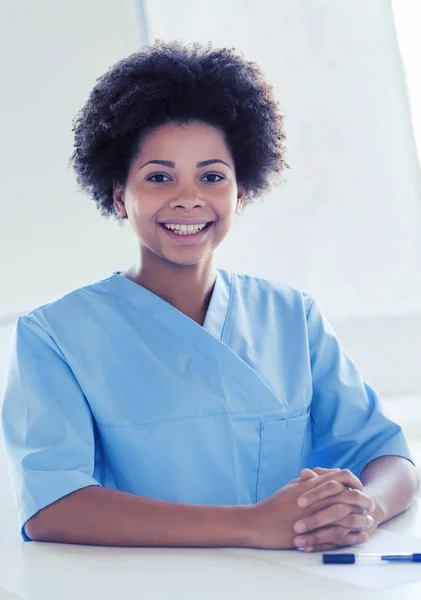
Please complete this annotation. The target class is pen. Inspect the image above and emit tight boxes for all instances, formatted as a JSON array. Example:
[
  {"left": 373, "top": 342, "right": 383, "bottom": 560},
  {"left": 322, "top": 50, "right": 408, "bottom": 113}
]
[{"left": 322, "top": 553, "right": 421, "bottom": 564}]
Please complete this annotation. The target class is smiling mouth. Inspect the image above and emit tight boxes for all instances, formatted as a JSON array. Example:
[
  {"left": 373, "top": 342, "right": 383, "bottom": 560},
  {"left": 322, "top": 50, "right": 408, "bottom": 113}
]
[{"left": 158, "top": 222, "right": 214, "bottom": 236}]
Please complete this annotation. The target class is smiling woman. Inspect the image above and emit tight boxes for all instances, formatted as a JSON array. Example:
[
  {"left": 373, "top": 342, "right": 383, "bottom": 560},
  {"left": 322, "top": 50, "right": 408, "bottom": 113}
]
[{"left": 1, "top": 40, "right": 418, "bottom": 552}]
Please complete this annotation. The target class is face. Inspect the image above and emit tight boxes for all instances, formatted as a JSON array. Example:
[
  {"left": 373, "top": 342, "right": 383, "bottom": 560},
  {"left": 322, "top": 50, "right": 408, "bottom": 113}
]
[{"left": 113, "top": 121, "right": 244, "bottom": 267}]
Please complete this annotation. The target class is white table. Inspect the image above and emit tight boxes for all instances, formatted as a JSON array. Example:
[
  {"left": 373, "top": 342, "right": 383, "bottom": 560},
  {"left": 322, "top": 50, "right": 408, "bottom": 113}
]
[{"left": 0, "top": 503, "right": 420, "bottom": 600}]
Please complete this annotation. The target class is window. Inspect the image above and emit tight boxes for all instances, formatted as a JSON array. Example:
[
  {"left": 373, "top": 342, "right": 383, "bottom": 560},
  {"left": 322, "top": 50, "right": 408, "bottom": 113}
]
[{"left": 392, "top": 0, "right": 421, "bottom": 166}]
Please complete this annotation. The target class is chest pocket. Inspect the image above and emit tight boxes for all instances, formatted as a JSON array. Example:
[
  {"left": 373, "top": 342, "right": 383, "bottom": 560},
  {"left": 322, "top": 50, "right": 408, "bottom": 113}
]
[{"left": 256, "top": 409, "right": 313, "bottom": 502}]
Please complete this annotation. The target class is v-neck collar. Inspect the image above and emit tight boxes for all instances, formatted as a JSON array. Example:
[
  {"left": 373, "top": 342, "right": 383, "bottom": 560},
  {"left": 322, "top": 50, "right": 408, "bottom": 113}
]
[
  {"left": 107, "top": 268, "right": 233, "bottom": 342},
  {"left": 202, "top": 269, "right": 232, "bottom": 341},
  {"left": 103, "top": 267, "right": 284, "bottom": 410}
]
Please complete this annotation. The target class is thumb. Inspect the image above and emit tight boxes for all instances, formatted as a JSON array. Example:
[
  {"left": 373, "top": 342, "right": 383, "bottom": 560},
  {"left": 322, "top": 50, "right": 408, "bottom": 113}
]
[{"left": 299, "top": 468, "right": 319, "bottom": 480}]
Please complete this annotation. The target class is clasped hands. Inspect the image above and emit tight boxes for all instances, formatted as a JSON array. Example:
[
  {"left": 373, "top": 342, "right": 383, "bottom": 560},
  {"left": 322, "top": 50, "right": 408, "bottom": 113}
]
[{"left": 290, "top": 467, "right": 377, "bottom": 552}]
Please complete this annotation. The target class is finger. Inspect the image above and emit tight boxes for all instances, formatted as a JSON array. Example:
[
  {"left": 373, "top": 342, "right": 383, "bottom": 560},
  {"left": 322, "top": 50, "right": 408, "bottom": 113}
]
[
  {"left": 296, "top": 467, "right": 341, "bottom": 484},
  {"left": 299, "top": 468, "right": 318, "bottom": 480},
  {"left": 312, "top": 467, "right": 341, "bottom": 475},
  {"left": 297, "top": 479, "right": 345, "bottom": 507},
  {"left": 294, "top": 503, "right": 354, "bottom": 533},
  {"left": 299, "top": 467, "right": 340, "bottom": 480},
  {"left": 304, "top": 469, "right": 363, "bottom": 492},
  {"left": 303, "top": 543, "right": 336, "bottom": 553},
  {"left": 290, "top": 469, "right": 318, "bottom": 484},
  {"left": 336, "top": 513, "right": 374, "bottom": 531},
  {"left": 310, "top": 499, "right": 367, "bottom": 518},
  {"left": 294, "top": 527, "right": 369, "bottom": 550},
  {"left": 295, "top": 498, "right": 375, "bottom": 533},
  {"left": 316, "top": 489, "right": 376, "bottom": 513},
  {"left": 299, "top": 485, "right": 375, "bottom": 512}
]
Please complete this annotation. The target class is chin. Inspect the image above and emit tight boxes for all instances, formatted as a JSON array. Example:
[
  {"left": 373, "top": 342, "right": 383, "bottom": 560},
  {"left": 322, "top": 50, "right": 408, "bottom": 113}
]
[
  {"left": 168, "top": 258, "right": 205, "bottom": 267},
  {"left": 162, "top": 252, "right": 211, "bottom": 267}
]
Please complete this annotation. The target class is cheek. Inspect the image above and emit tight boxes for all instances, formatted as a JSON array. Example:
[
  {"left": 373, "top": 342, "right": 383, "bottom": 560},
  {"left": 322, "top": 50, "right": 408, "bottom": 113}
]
[
  {"left": 128, "top": 197, "right": 156, "bottom": 226},
  {"left": 126, "top": 208, "right": 155, "bottom": 242},
  {"left": 213, "top": 213, "right": 236, "bottom": 242},
  {"left": 213, "top": 190, "right": 238, "bottom": 217}
]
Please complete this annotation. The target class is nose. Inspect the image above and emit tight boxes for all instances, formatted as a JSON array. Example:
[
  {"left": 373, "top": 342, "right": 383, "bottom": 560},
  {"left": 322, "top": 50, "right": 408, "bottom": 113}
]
[{"left": 169, "top": 188, "right": 206, "bottom": 209}]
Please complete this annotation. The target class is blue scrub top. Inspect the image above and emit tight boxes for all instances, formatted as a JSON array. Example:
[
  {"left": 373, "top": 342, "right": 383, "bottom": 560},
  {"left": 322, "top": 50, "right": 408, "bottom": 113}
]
[{"left": 1, "top": 269, "right": 413, "bottom": 541}]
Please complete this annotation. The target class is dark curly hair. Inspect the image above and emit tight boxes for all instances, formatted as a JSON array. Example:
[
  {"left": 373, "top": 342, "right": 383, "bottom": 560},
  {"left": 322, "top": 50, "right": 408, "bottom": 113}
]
[{"left": 70, "top": 40, "right": 288, "bottom": 223}]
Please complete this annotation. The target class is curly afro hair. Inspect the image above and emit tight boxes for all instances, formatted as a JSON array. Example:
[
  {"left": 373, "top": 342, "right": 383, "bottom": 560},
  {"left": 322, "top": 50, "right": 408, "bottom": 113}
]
[{"left": 70, "top": 40, "right": 288, "bottom": 223}]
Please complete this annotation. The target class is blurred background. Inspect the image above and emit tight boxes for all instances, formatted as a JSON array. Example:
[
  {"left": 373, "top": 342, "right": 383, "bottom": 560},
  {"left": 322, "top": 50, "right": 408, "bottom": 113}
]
[{"left": 0, "top": 0, "right": 420, "bottom": 540}]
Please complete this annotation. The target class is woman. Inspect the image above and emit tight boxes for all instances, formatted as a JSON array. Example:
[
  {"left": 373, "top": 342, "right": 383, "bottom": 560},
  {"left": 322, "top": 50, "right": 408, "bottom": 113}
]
[{"left": 1, "top": 40, "right": 418, "bottom": 552}]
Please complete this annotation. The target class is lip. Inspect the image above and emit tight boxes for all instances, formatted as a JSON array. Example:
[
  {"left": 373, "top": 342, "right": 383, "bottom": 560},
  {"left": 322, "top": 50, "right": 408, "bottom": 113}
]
[
  {"left": 157, "top": 218, "right": 214, "bottom": 225},
  {"left": 159, "top": 221, "right": 214, "bottom": 245}
]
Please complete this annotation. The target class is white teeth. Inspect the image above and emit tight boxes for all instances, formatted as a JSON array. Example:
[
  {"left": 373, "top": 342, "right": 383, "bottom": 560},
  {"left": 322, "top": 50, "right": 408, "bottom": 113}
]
[{"left": 163, "top": 223, "right": 208, "bottom": 235}]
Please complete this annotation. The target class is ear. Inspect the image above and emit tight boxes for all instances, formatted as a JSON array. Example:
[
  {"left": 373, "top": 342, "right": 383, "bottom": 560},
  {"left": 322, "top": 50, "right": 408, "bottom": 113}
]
[
  {"left": 235, "top": 186, "right": 245, "bottom": 214},
  {"left": 113, "top": 181, "right": 127, "bottom": 217}
]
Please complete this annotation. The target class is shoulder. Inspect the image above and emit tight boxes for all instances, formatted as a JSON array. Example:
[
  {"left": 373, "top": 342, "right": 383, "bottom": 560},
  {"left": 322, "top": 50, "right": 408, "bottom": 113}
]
[
  {"left": 20, "top": 271, "right": 120, "bottom": 331},
  {"left": 219, "top": 268, "right": 315, "bottom": 317}
]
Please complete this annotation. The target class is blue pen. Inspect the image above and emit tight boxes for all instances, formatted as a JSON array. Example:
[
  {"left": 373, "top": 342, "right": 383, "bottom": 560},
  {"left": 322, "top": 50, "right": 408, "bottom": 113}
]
[{"left": 322, "top": 553, "right": 421, "bottom": 564}]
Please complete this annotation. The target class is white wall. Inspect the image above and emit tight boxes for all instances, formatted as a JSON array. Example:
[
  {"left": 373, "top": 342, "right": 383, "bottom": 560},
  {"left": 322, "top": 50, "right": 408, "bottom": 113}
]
[
  {"left": 392, "top": 0, "right": 421, "bottom": 163},
  {"left": 1, "top": 1, "right": 420, "bottom": 392},
  {"left": 0, "top": 0, "right": 143, "bottom": 316},
  {"left": 144, "top": 0, "right": 421, "bottom": 322}
]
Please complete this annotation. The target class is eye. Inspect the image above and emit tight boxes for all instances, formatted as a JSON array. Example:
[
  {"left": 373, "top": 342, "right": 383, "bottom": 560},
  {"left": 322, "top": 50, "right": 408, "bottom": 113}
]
[
  {"left": 146, "top": 172, "right": 224, "bottom": 183},
  {"left": 202, "top": 173, "right": 224, "bottom": 183},
  {"left": 146, "top": 173, "right": 172, "bottom": 183}
]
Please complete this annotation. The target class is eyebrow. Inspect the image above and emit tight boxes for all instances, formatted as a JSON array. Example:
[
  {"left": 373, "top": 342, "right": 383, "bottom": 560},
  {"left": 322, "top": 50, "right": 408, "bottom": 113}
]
[{"left": 139, "top": 159, "right": 231, "bottom": 171}]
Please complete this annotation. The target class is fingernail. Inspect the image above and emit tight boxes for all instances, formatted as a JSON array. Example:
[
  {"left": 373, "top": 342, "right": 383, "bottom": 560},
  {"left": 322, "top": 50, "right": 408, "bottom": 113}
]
[
  {"left": 294, "top": 536, "right": 307, "bottom": 546},
  {"left": 294, "top": 521, "right": 307, "bottom": 533},
  {"left": 367, "top": 515, "right": 374, "bottom": 524},
  {"left": 297, "top": 496, "right": 308, "bottom": 507}
]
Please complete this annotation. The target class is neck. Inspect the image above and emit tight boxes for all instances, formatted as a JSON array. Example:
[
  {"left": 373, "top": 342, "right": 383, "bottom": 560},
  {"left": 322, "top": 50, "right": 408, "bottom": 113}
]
[{"left": 123, "top": 252, "right": 216, "bottom": 326}]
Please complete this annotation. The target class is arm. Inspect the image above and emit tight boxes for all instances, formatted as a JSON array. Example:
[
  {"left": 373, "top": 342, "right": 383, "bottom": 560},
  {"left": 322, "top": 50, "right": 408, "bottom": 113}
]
[
  {"left": 306, "top": 298, "right": 414, "bottom": 477},
  {"left": 286, "top": 299, "right": 417, "bottom": 552},
  {"left": 2, "top": 316, "right": 255, "bottom": 548},
  {"left": 26, "top": 465, "right": 365, "bottom": 548},
  {"left": 25, "top": 486, "right": 252, "bottom": 547},
  {"left": 359, "top": 455, "right": 419, "bottom": 526}
]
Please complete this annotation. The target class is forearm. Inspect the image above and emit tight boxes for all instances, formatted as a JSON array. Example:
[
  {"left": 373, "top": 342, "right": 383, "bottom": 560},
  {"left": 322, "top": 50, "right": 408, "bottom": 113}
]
[
  {"left": 25, "top": 486, "right": 256, "bottom": 547},
  {"left": 360, "top": 455, "right": 419, "bottom": 525}
]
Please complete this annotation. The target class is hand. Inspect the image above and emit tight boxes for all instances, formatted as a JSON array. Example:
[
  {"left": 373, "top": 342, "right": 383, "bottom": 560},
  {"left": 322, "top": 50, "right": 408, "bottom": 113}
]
[
  {"left": 251, "top": 468, "right": 365, "bottom": 550},
  {"left": 292, "top": 467, "right": 377, "bottom": 552}
]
